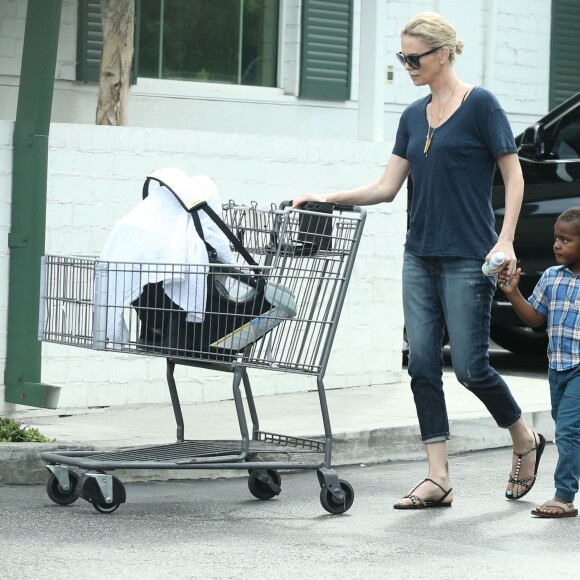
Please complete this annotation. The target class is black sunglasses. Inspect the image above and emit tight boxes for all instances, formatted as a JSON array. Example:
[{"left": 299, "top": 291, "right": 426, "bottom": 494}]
[{"left": 395, "top": 46, "right": 442, "bottom": 69}]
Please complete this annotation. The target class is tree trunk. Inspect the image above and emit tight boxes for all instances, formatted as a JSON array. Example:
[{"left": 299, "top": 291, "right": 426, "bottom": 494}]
[{"left": 96, "top": 0, "right": 135, "bottom": 126}]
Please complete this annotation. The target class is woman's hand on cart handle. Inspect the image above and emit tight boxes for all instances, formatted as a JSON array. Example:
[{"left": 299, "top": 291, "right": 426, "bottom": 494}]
[{"left": 292, "top": 193, "right": 327, "bottom": 208}]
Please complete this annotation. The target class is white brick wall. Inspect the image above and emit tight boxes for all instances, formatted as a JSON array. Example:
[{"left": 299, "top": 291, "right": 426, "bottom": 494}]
[
  {"left": 0, "top": 0, "right": 25, "bottom": 78},
  {"left": 280, "top": 0, "right": 301, "bottom": 97},
  {"left": 0, "top": 0, "right": 556, "bottom": 416},
  {"left": 382, "top": 0, "right": 551, "bottom": 133},
  {"left": 55, "top": 0, "right": 77, "bottom": 81},
  {"left": 0, "top": 121, "right": 406, "bottom": 418},
  {"left": 0, "top": 1, "right": 552, "bottom": 140}
]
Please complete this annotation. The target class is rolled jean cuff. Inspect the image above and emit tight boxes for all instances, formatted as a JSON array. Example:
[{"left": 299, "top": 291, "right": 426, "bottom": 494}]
[
  {"left": 422, "top": 434, "right": 450, "bottom": 444},
  {"left": 499, "top": 411, "right": 522, "bottom": 430},
  {"left": 556, "top": 489, "right": 575, "bottom": 503}
]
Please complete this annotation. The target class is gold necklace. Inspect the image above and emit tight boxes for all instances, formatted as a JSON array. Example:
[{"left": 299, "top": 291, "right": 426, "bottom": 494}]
[{"left": 424, "top": 81, "right": 460, "bottom": 156}]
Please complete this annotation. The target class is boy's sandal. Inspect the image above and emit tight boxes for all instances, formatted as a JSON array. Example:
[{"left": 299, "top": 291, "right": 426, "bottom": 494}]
[
  {"left": 506, "top": 432, "right": 546, "bottom": 500},
  {"left": 393, "top": 478, "right": 453, "bottom": 510},
  {"left": 531, "top": 500, "right": 578, "bottom": 518}
]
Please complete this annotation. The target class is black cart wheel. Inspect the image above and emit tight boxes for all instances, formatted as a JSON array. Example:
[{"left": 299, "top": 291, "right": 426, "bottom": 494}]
[
  {"left": 248, "top": 469, "right": 281, "bottom": 500},
  {"left": 320, "top": 480, "right": 354, "bottom": 514},
  {"left": 92, "top": 500, "right": 121, "bottom": 514},
  {"left": 88, "top": 475, "right": 126, "bottom": 514},
  {"left": 46, "top": 471, "right": 80, "bottom": 505},
  {"left": 77, "top": 473, "right": 127, "bottom": 514}
]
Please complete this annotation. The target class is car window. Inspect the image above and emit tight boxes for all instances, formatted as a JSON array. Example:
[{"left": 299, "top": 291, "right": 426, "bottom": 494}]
[{"left": 547, "top": 107, "right": 580, "bottom": 160}]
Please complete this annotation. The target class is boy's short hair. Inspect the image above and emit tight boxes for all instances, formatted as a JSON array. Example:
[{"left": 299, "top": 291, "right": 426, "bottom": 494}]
[{"left": 557, "top": 207, "right": 580, "bottom": 233}]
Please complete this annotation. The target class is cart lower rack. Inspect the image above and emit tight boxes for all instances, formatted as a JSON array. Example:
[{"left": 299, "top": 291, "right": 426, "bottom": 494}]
[{"left": 39, "top": 201, "right": 366, "bottom": 514}]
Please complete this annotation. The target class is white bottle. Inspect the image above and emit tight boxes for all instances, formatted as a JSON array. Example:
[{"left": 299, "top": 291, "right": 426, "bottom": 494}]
[{"left": 482, "top": 252, "right": 505, "bottom": 276}]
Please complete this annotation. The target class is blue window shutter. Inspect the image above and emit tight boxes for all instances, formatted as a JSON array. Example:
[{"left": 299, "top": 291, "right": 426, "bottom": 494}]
[{"left": 299, "top": 0, "right": 353, "bottom": 101}]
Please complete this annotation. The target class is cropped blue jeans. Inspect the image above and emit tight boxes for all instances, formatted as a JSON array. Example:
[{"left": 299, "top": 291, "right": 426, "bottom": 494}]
[
  {"left": 402, "top": 251, "right": 522, "bottom": 443},
  {"left": 548, "top": 365, "right": 580, "bottom": 502}
]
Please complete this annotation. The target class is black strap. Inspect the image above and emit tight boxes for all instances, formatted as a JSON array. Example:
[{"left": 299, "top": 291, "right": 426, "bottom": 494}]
[
  {"left": 143, "top": 175, "right": 260, "bottom": 270},
  {"left": 190, "top": 210, "right": 217, "bottom": 258},
  {"left": 142, "top": 176, "right": 189, "bottom": 212},
  {"left": 189, "top": 202, "right": 258, "bottom": 267}
]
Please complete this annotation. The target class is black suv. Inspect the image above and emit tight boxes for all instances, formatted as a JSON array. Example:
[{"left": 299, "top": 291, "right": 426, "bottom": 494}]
[{"left": 491, "top": 91, "right": 580, "bottom": 355}]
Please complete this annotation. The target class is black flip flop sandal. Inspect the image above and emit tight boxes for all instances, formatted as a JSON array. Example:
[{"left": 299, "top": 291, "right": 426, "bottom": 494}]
[
  {"left": 506, "top": 432, "right": 546, "bottom": 500},
  {"left": 393, "top": 478, "right": 453, "bottom": 510}
]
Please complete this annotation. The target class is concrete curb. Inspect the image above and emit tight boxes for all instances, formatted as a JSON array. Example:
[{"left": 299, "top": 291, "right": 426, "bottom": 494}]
[
  {"left": 0, "top": 410, "right": 555, "bottom": 486},
  {"left": 0, "top": 443, "right": 95, "bottom": 486}
]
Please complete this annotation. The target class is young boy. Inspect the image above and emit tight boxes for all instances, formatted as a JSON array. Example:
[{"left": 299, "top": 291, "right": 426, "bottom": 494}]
[{"left": 499, "top": 206, "right": 580, "bottom": 518}]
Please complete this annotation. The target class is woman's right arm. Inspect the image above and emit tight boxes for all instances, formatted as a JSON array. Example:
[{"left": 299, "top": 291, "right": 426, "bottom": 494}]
[{"left": 292, "top": 154, "right": 410, "bottom": 208}]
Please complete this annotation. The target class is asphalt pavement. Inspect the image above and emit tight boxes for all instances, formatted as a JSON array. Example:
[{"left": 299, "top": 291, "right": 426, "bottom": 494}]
[{"left": 0, "top": 446, "right": 575, "bottom": 580}]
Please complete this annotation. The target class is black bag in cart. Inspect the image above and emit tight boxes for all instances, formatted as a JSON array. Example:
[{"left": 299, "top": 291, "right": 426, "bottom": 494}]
[
  {"left": 132, "top": 171, "right": 296, "bottom": 361},
  {"left": 133, "top": 255, "right": 294, "bottom": 361},
  {"left": 298, "top": 201, "right": 333, "bottom": 252}
]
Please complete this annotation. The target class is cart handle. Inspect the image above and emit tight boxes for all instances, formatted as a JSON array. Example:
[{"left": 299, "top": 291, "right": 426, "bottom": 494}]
[{"left": 282, "top": 200, "right": 359, "bottom": 213}]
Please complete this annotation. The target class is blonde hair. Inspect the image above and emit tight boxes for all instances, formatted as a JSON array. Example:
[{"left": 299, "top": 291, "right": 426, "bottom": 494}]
[{"left": 401, "top": 12, "right": 464, "bottom": 64}]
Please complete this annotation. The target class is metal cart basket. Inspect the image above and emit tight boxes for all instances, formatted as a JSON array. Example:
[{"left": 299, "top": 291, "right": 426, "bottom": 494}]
[{"left": 39, "top": 201, "right": 366, "bottom": 514}]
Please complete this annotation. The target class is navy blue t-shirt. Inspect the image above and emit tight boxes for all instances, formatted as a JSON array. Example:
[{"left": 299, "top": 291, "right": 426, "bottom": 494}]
[{"left": 392, "top": 86, "right": 517, "bottom": 259}]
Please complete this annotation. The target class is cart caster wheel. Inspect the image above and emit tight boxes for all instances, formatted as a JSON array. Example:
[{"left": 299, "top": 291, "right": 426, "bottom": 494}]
[
  {"left": 77, "top": 473, "right": 126, "bottom": 514},
  {"left": 245, "top": 453, "right": 265, "bottom": 475},
  {"left": 320, "top": 480, "right": 354, "bottom": 514},
  {"left": 46, "top": 471, "right": 80, "bottom": 505},
  {"left": 248, "top": 469, "right": 281, "bottom": 500},
  {"left": 93, "top": 501, "right": 121, "bottom": 514}
]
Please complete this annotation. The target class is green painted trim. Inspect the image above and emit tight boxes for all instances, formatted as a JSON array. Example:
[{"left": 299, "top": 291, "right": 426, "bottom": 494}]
[
  {"left": 77, "top": 0, "right": 104, "bottom": 83},
  {"left": 77, "top": 0, "right": 140, "bottom": 85},
  {"left": 4, "top": 0, "right": 62, "bottom": 408},
  {"left": 5, "top": 383, "right": 61, "bottom": 410},
  {"left": 299, "top": 0, "right": 353, "bottom": 101},
  {"left": 549, "top": 0, "right": 580, "bottom": 108}
]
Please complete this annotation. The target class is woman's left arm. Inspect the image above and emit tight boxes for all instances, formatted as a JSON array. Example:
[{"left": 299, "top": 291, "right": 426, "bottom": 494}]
[{"left": 492, "top": 152, "right": 524, "bottom": 277}]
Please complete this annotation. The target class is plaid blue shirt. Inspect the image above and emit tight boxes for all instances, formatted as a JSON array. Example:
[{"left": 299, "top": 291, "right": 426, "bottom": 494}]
[{"left": 529, "top": 265, "right": 580, "bottom": 370}]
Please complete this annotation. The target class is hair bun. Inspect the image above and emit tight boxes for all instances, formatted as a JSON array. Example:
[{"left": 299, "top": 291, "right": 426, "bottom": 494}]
[{"left": 455, "top": 39, "right": 464, "bottom": 55}]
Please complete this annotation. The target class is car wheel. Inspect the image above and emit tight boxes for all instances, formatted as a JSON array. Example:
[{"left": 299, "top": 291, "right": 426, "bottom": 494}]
[{"left": 490, "top": 324, "right": 548, "bottom": 356}]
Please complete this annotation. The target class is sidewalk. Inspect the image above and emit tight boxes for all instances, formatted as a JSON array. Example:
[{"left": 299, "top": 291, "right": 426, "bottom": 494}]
[{"left": 0, "top": 371, "right": 554, "bottom": 485}]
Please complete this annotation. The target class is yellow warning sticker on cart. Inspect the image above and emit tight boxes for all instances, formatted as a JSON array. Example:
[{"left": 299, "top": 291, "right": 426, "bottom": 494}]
[{"left": 210, "top": 307, "right": 291, "bottom": 350}]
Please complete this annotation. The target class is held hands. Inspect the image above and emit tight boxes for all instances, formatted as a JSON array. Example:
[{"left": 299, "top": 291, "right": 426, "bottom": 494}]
[
  {"left": 486, "top": 243, "right": 517, "bottom": 279},
  {"left": 498, "top": 267, "right": 521, "bottom": 295}
]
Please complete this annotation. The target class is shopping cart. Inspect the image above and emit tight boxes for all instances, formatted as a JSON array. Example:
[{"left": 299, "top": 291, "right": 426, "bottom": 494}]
[{"left": 39, "top": 200, "right": 366, "bottom": 514}]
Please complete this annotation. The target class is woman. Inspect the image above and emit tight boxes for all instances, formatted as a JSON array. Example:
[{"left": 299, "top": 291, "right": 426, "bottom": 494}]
[{"left": 293, "top": 12, "right": 545, "bottom": 508}]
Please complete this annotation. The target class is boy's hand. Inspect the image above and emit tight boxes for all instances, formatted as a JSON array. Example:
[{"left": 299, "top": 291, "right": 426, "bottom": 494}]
[
  {"left": 485, "top": 242, "right": 517, "bottom": 278},
  {"left": 498, "top": 267, "right": 521, "bottom": 295}
]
